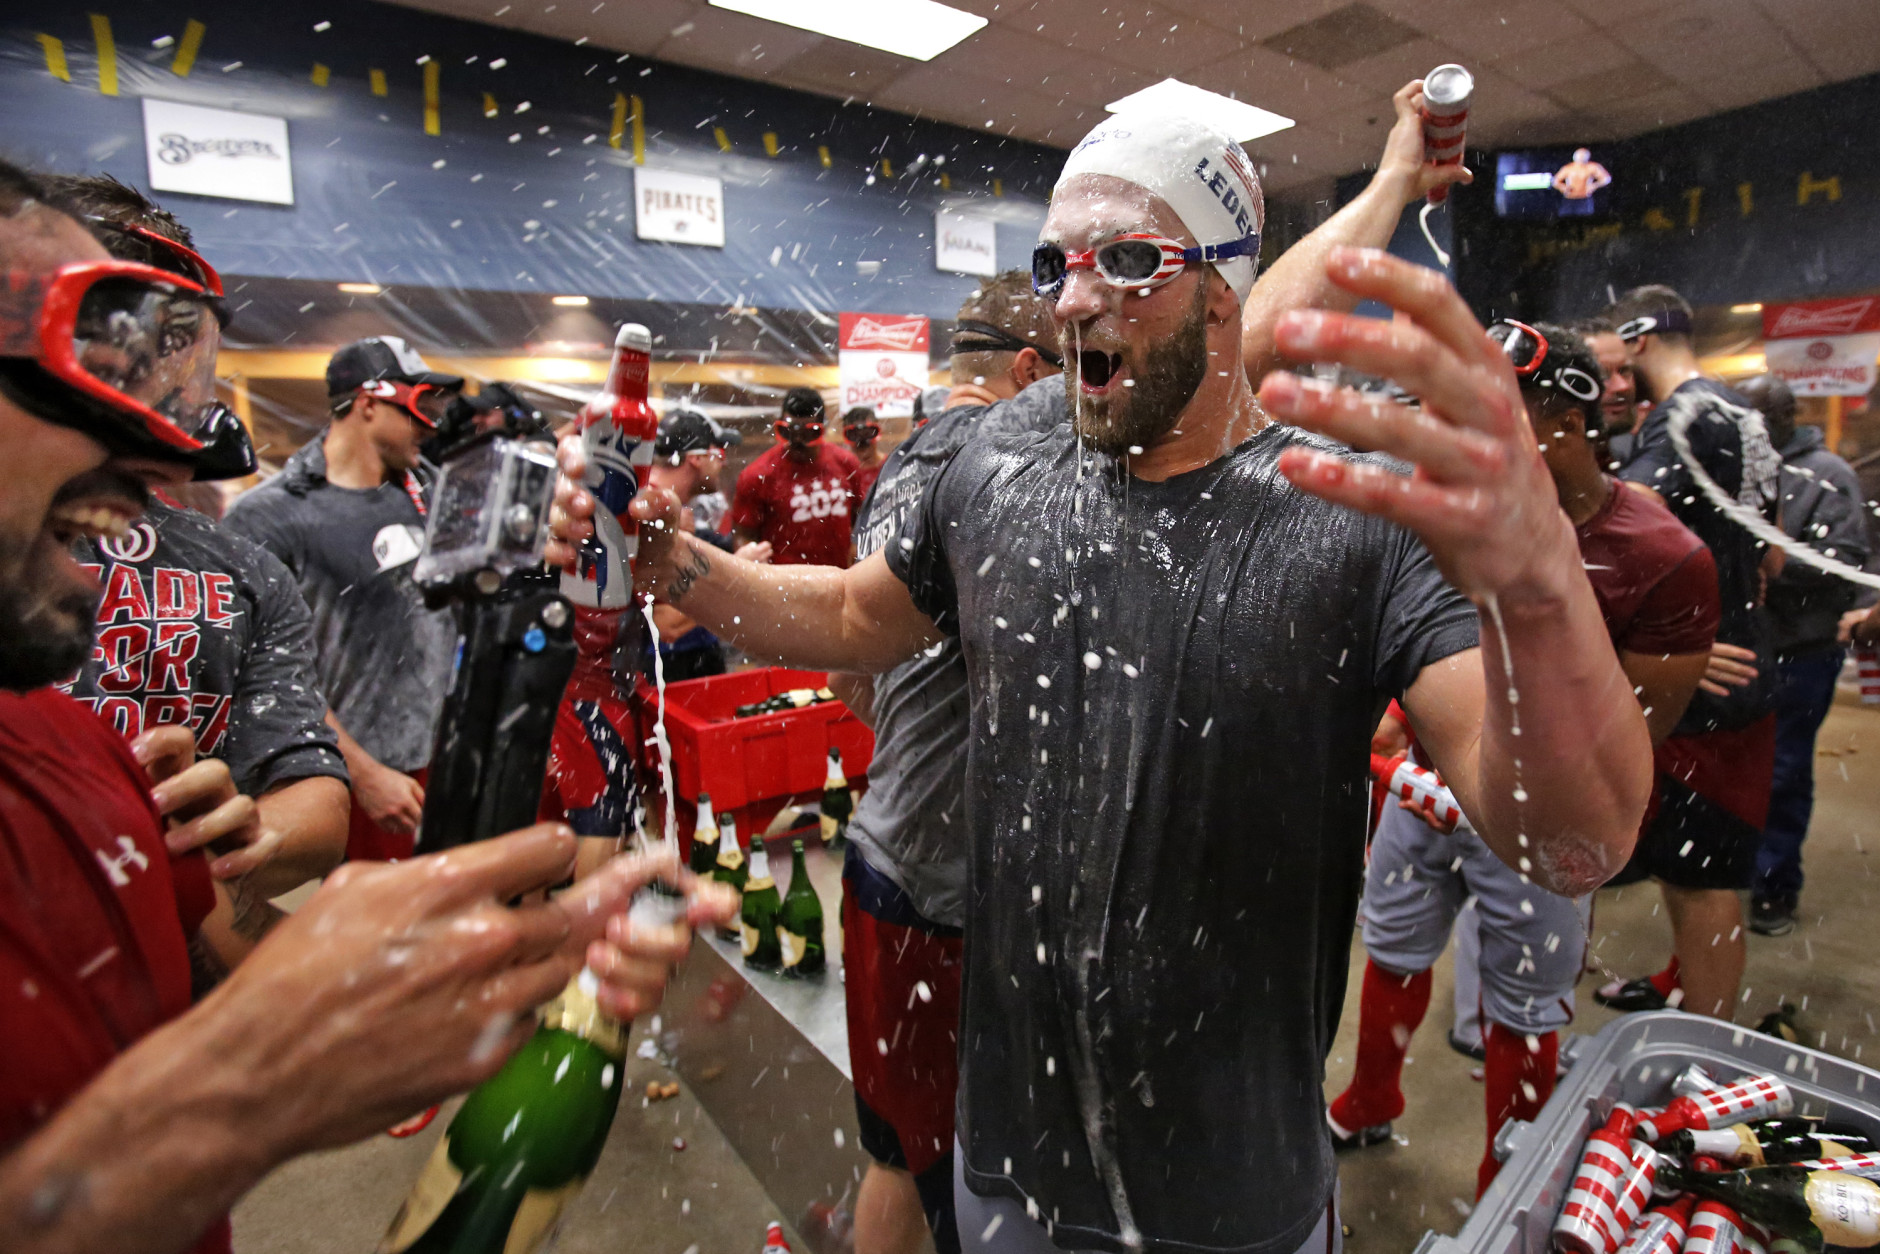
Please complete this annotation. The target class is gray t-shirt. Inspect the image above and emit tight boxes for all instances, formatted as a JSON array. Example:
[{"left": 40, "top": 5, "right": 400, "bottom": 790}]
[
  {"left": 225, "top": 440, "right": 456, "bottom": 772},
  {"left": 848, "top": 379, "right": 1066, "bottom": 927},
  {"left": 63, "top": 498, "right": 347, "bottom": 796},
  {"left": 887, "top": 422, "right": 1479, "bottom": 1254}
]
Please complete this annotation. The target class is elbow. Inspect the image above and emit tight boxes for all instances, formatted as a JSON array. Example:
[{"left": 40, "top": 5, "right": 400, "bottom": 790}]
[{"left": 1535, "top": 730, "right": 1652, "bottom": 898}]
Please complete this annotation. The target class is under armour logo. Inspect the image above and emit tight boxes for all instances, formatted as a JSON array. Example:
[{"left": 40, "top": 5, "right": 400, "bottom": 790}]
[{"left": 94, "top": 836, "right": 150, "bottom": 887}]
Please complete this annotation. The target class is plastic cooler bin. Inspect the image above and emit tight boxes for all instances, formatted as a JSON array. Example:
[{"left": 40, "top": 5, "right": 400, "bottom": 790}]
[
  {"left": 1414, "top": 1010, "right": 1880, "bottom": 1254},
  {"left": 635, "top": 666, "right": 872, "bottom": 845}
]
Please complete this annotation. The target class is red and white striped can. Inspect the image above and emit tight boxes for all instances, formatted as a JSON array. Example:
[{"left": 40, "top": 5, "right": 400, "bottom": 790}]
[
  {"left": 1635, "top": 1075, "right": 1792, "bottom": 1142},
  {"left": 1682, "top": 1198, "right": 1753, "bottom": 1254},
  {"left": 1420, "top": 64, "right": 1474, "bottom": 205},
  {"left": 1794, "top": 1151, "right": 1880, "bottom": 1179},
  {"left": 1857, "top": 645, "right": 1880, "bottom": 705},
  {"left": 1617, "top": 1194, "right": 1694, "bottom": 1254},
  {"left": 1670, "top": 1064, "right": 1722, "bottom": 1100},
  {"left": 1372, "top": 753, "right": 1464, "bottom": 832},
  {"left": 1556, "top": 1109, "right": 1660, "bottom": 1254}
]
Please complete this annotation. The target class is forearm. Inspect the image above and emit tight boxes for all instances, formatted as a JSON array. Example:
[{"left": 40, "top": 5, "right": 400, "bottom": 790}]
[
  {"left": 1242, "top": 170, "right": 1416, "bottom": 385},
  {"left": 660, "top": 532, "right": 935, "bottom": 672},
  {"left": 0, "top": 1010, "right": 278, "bottom": 1254},
  {"left": 246, "top": 776, "right": 349, "bottom": 899},
  {"left": 825, "top": 671, "right": 878, "bottom": 729},
  {"left": 1473, "top": 555, "right": 1653, "bottom": 894},
  {"left": 323, "top": 712, "right": 385, "bottom": 781}
]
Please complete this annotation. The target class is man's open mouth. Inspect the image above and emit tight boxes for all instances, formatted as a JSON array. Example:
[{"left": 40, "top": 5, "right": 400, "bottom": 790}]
[{"left": 1079, "top": 349, "right": 1124, "bottom": 392}]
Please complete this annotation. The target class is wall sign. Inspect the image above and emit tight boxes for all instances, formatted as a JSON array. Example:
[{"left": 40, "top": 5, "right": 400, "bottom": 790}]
[
  {"left": 635, "top": 167, "right": 725, "bottom": 248},
  {"left": 935, "top": 209, "right": 997, "bottom": 276},
  {"left": 143, "top": 98, "right": 294, "bottom": 205},
  {"left": 838, "top": 312, "right": 930, "bottom": 418},
  {"left": 1762, "top": 297, "right": 1880, "bottom": 396}
]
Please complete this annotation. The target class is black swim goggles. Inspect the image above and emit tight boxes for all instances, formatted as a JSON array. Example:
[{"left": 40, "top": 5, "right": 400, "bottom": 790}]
[{"left": 948, "top": 319, "right": 1064, "bottom": 368}]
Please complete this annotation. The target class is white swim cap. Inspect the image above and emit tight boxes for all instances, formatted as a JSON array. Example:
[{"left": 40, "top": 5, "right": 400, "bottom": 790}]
[{"left": 1055, "top": 109, "right": 1265, "bottom": 300}]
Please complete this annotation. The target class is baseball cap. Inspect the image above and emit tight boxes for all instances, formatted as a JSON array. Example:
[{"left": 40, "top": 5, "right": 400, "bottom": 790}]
[
  {"left": 655, "top": 409, "right": 742, "bottom": 458},
  {"left": 326, "top": 335, "right": 463, "bottom": 397}
]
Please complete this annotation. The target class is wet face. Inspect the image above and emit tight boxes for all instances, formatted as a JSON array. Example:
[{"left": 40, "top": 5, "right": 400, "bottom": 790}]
[
  {"left": 1586, "top": 332, "right": 1637, "bottom": 434},
  {"left": 365, "top": 396, "right": 431, "bottom": 473},
  {"left": 1041, "top": 176, "right": 1213, "bottom": 457},
  {"left": 0, "top": 207, "right": 151, "bottom": 690}
]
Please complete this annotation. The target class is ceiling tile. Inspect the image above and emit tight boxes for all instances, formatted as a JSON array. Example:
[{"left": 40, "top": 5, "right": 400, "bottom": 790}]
[
  {"left": 1462, "top": 69, "right": 1571, "bottom": 146},
  {"left": 1492, "top": 34, "right": 1636, "bottom": 92},
  {"left": 771, "top": 42, "right": 913, "bottom": 99},
  {"left": 1772, "top": 0, "right": 1880, "bottom": 79},
  {"left": 654, "top": 6, "right": 826, "bottom": 74},
  {"left": 1544, "top": 59, "right": 1676, "bottom": 111},
  {"left": 1583, "top": 84, "right": 1714, "bottom": 139},
  {"left": 1185, "top": 44, "right": 1378, "bottom": 123},
  {"left": 1683, "top": 57, "right": 1826, "bottom": 114},
  {"left": 1154, "top": 0, "right": 1354, "bottom": 42},
  {"left": 1331, "top": 36, "right": 1469, "bottom": 95},
  {"left": 1258, "top": 4, "right": 1423, "bottom": 72},
  {"left": 1405, "top": 0, "right": 1594, "bottom": 61}
]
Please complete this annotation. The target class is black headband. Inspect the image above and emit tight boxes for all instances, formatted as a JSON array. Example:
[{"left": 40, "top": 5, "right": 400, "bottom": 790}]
[
  {"left": 1615, "top": 308, "right": 1693, "bottom": 341},
  {"left": 949, "top": 319, "right": 1064, "bottom": 368}
]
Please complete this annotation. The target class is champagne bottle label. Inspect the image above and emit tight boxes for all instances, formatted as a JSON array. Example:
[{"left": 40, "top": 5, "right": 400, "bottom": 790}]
[
  {"left": 542, "top": 969, "right": 627, "bottom": 1059},
  {"left": 1805, "top": 1172, "right": 1880, "bottom": 1246},
  {"left": 820, "top": 814, "right": 840, "bottom": 841},
  {"left": 741, "top": 920, "right": 762, "bottom": 956},
  {"left": 1822, "top": 1139, "right": 1861, "bottom": 1160},
  {"left": 779, "top": 926, "right": 807, "bottom": 968},
  {"left": 380, "top": 1137, "right": 462, "bottom": 1252},
  {"left": 506, "top": 1178, "right": 586, "bottom": 1254},
  {"left": 718, "top": 849, "right": 745, "bottom": 872}
]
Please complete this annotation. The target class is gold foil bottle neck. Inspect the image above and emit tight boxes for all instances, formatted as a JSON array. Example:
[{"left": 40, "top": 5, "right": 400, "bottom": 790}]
[{"left": 541, "top": 969, "right": 626, "bottom": 1059}]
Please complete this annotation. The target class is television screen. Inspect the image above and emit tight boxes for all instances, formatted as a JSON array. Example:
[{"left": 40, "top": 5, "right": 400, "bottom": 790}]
[{"left": 1494, "top": 147, "right": 1615, "bottom": 219}]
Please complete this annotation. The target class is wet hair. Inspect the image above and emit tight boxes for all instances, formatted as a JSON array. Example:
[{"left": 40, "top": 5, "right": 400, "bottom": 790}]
[
  {"left": 1606, "top": 285, "right": 1694, "bottom": 345},
  {"left": 1735, "top": 373, "right": 1797, "bottom": 451},
  {"left": 39, "top": 172, "right": 194, "bottom": 272},
  {"left": 1518, "top": 322, "right": 1604, "bottom": 434},
  {"left": 0, "top": 158, "right": 48, "bottom": 220},
  {"left": 952, "top": 269, "right": 1055, "bottom": 386},
  {"left": 1568, "top": 314, "right": 1617, "bottom": 338},
  {"left": 780, "top": 386, "right": 825, "bottom": 421}
]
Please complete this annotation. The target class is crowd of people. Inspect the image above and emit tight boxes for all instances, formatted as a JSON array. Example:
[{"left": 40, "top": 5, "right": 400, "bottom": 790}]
[{"left": 2, "top": 66, "right": 1877, "bottom": 1254}]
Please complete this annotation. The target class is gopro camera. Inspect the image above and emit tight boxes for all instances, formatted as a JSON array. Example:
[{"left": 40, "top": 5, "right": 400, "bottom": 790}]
[{"left": 413, "top": 434, "right": 559, "bottom": 594}]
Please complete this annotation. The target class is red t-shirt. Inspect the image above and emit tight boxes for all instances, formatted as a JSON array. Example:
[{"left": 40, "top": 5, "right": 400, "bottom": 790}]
[
  {"left": 854, "top": 458, "right": 884, "bottom": 505},
  {"left": 729, "top": 440, "right": 863, "bottom": 567},
  {"left": 1576, "top": 478, "right": 1719, "bottom": 656},
  {"left": 0, "top": 688, "right": 224, "bottom": 1253}
]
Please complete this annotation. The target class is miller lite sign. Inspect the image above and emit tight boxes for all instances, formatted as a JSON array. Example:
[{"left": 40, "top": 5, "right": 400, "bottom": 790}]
[
  {"left": 838, "top": 312, "right": 930, "bottom": 418},
  {"left": 1763, "top": 297, "right": 1880, "bottom": 396}
]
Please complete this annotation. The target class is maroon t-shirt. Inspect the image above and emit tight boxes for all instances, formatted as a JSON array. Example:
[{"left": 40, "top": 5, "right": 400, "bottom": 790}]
[
  {"left": 1576, "top": 479, "right": 1719, "bottom": 656},
  {"left": 0, "top": 688, "right": 225, "bottom": 1254},
  {"left": 729, "top": 440, "right": 863, "bottom": 567}
]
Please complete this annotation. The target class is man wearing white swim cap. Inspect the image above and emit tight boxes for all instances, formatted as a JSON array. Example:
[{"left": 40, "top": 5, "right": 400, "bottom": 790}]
[{"left": 581, "top": 85, "right": 1654, "bottom": 1254}]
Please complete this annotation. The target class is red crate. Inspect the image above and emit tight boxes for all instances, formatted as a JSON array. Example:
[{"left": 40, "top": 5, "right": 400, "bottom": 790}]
[{"left": 634, "top": 666, "right": 871, "bottom": 846}]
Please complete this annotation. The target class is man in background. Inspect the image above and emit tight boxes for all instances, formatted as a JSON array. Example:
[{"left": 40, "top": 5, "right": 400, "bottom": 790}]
[
  {"left": 1737, "top": 373, "right": 1869, "bottom": 935},
  {"left": 225, "top": 337, "right": 461, "bottom": 860},
  {"left": 843, "top": 407, "right": 889, "bottom": 501},
  {"left": 731, "top": 386, "right": 861, "bottom": 566},
  {"left": 1571, "top": 316, "right": 1640, "bottom": 467},
  {"left": 45, "top": 174, "right": 349, "bottom": 978}
]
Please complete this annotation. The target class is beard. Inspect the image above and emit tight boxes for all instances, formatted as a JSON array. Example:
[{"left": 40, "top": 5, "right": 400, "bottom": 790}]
[
  {"left": 1063, "top": 280, "right": 1210, "bottom": 458},
  {"left": 0, "top": 531, "right": 99, "bottom": 692}
]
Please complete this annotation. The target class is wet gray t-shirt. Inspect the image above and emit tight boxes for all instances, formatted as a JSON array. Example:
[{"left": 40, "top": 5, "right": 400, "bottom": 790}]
[
  {"left": 848, "top": 380, "right": 1066, "bottom": 928},
  {"left": 225, "top": 440, "right": 456, "bottom": 772},
  {"left": 888, "top": 422, "right": 1479, "bottom": 1254}
]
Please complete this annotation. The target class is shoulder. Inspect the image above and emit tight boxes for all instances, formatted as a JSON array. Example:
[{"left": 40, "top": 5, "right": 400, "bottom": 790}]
[
  {"left": 1607, "top": 482, "right": 1708, "bottom": 565},
  {"left": 826, "top": 444, "right": 862, "bottom": 471},
  {"left": 1, "top": 689, "right": 145, "bottom": 784}
]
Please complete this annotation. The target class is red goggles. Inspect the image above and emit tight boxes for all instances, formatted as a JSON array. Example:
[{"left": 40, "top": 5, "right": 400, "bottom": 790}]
[
  {"left": 0, "top": 261, "right": 226, "bottom": 454},
  {"left": 359, "top": 378, "right": 450, "bottom": 429},
  {"left": 86, "top": 217, "right": 229, "bottom": 325},
  {"left": 844, "top": 421, "right": 881, "bottom": 443},
  {"left": 776, "top": 417, "right": 824, "bottom": 441}
]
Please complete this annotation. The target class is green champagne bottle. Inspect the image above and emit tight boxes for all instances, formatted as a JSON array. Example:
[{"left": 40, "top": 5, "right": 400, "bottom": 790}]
[
  {"left": 777, "top": 839, "right": 825, "bottom": 975},
  {"left": 740, "top": 842, "right": 782, "bottom": 970},
  {"left": 379, "top": 971, "right": 626, "bottom": 1254},
  {"left": 689, "top": 793, "right": 720, "bottom": 876},
  {"left": 820, "top": 748, "right": 852, "bottom": 848},
  {"left": 1658, "top": 1161, "right": 1880, "bottom": 1252},
  {"left": 1669, "top": 1118, "right": 1875, "bottom": 1167},
  {"left": 712, "top": 814, "right": 746, "bottom": 939}
]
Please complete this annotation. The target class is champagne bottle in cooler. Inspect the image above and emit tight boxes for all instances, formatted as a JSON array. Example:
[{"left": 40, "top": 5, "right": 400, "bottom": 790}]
[
  {"left": 1793, "top": 1152, "right": 1880, "bottom": 1181},
  {"left": 713, "top": 814, "right": 746, "bottom": 939},
  {"left": 1666, "top": 1118, "right": 1875, "bottom": 1168},
  {"left": 379, "top": 972, "right": 625, "bottom": 1254},
  {"left": 820, "top": 748, "right": 853, "bottom": 847},
  {"left": 1635, "top": 1075, "right": 1794, "bottom": 1142},
  {"left": 777, "top": 838, "right": 825, "bottom": 975},
  {"left": 740, "top": 842, "right": 782, "bottom": 970},
  {"left": 690, "top": 793, "right": 720, "bottom": 876},
  {"left": 1659, "top": 1161, "right": 1880, "bottom": 1252}
]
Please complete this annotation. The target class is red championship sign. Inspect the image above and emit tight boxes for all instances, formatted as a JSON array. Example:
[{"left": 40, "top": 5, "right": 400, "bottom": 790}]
[
  {"left": 838, "top": 312, "right": 930, "bottom": 417},
  {"left": 1762, "top": 296, "right": 1880, "bottom": 397}
]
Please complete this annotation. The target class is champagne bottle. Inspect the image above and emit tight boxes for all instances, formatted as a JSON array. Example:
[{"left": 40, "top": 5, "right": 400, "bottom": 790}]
[
  {"left": 379, "top": 971, "right": 625, "bottom": 1254},
  {"left": 713, "top": 814, "right": 746, "bottom": 940},
  {"left": 1668, "top": 1118, "right": 1875, "bottom": 1168},
  {"left": 1635, "top": 1075, "right": 1793, "bottom": 1142},
  {"left": 1658, "top": 1161, "right": 1880, "bottom": 1252},
  {"left": 740, "top": 843, "right": 782, "bottom": 970},
  {"left": 690, "top": 793, "right": 720, "bottom": 875},
  {"left": 820, "top": 748, "right": 852, "bottom": 847},
  {"left": 734, "top": 688, "right": 834, "bottom": 718},
  {"left": 776, "top": 839, "right": 825, "bottom": 975}
]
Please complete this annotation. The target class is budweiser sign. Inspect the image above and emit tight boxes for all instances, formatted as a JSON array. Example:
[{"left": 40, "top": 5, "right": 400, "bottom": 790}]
[
  {"left": 1764, "top": 297, "right": 1880, "bottom": 339},
  {"left": 840, "top": 312, "right": 930, "bottom": 353}
]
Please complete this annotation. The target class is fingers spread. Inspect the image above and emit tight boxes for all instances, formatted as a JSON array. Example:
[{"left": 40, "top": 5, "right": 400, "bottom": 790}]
[
  {"left": 1276, "top": 446, "right": 1499, "bottom": 543},
  {"left": 1259, "top": 373, "right": 1507, "bottom": 483},
  {"left": 423, "top": 824, "right": 579, "bottom": 910}
]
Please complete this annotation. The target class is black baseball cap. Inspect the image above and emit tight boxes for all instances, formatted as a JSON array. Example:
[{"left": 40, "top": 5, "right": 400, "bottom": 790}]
[
  {"left": 326, "top": 335, "right": 463, "bottom": 397},
  {"left": 655, "top": 409, "right": 742, "bottom": 458}
]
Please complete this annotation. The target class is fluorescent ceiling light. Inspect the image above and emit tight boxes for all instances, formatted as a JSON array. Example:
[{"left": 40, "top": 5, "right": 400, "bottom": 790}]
[
  {"left": 1731, "top": 302, "right": 1764, "bottom": 314},
  {"left": 708, "top": 0, "right": 986, "bottom": 62},
  {"left": 1501, "top": 171, "right": 1555, "bottom": 191},
  {"left": 552, "top": 294, "right": 590, "bottom": 306},
  {"left": 337, "top": 282, "right": 382, "bottom": 294},
  {"left": 1104, "top": 79, "right": 1294, "bottom": 143}
]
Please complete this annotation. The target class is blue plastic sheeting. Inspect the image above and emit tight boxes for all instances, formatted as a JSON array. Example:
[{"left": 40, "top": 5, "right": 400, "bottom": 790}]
[{"left": 1, "top": 0, "right": 1057, "bottom": 332}]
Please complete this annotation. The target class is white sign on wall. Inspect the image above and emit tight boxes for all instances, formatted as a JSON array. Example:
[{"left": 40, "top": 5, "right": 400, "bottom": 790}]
[
  {"left": 635, "top": 168, "right": 725, "bottom": 248},
  {"left": 838, "top": 313, "right": 930, "bottom": 419},
  {"left": 143, "top": 99, "right": 294, "bottom": 205},
  {"left": 935, "top": 209, "right": 997, "bottom": 276}
]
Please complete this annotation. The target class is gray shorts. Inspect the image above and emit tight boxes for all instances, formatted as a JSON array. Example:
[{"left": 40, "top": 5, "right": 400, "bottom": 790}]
[
  {"left": 1360, "top": 800, "right": 1586, "bottom": 1034},
  {"left": 954, "top": 1141, "right": 1341, "bottom": 1254}
]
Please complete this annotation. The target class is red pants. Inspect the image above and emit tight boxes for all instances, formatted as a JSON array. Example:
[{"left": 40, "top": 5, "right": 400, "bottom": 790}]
[{"left": 345, "top": 766, "right": 427, "bottom": 861}]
